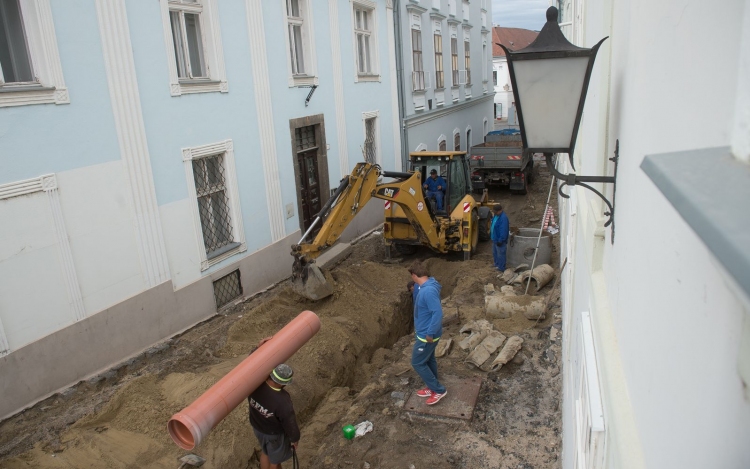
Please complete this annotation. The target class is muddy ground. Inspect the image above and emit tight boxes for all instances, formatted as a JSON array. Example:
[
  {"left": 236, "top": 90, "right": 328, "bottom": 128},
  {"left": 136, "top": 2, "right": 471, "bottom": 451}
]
[{"left": 0, "top": 158, "right": 562, "bottom": 469}]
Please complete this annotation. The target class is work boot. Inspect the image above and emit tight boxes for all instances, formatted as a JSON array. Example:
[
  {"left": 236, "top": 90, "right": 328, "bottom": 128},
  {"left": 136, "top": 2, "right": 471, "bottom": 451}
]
[
  {"left": 425, "top": 390, "right": 447, "bottom": 405},
  {"left": 416, "top": 387, "right": 433, "bottom": 398}
]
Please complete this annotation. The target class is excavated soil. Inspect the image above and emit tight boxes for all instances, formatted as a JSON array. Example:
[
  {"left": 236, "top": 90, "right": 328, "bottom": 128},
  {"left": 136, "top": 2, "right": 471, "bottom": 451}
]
[{"left": 0, "top": 157, "right": 562, "bottom": 469}]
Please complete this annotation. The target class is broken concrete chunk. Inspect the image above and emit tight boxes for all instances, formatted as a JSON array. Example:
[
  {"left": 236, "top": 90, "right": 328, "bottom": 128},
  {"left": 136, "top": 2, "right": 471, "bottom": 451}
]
[
  {"left": 459, "top": 319, "right": 493, "bottom": 335},
  {"left": 484, "top": 283, "right": 496, "bottom": 295},
  {"left": 550, "top": 327, "right": 559, "bottom": 342},
  {"left": 486, "top": 290, "right": 546, "bottom": 320},
  {"left": 435, "top": 338, "right": 453, "bottom": 358},
  {"left": 489, "top": 336, "right": 524, "bottom": 371},
  {"left": 441, "top": 307, "right": 459, "bottom": 326},
  {"left": 458, "top": 331, "right": 487, "bottom": 351},
  {"left": 500, "top": 269, "right": 515, "bottom": 283},
  {"left": 465, "top": 331, "right": 507, "bottom": 368}
]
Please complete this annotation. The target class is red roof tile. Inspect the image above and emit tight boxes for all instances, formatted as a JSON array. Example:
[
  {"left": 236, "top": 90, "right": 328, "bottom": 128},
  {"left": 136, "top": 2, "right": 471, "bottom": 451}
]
[{"left": 492, "top": 27, "right": 539, "bottom": 57}]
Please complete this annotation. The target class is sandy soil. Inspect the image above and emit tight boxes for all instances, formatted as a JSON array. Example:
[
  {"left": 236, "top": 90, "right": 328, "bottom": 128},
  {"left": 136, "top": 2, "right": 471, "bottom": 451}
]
[{"left": 0, "top": 158, "right": 562, "bottom": 469}]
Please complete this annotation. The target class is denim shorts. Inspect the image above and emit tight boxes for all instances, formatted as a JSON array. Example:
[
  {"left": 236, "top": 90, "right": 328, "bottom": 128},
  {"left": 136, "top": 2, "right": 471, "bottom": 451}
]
[{"left": 253, "top": 428, "right": 293, "bottom": 464}]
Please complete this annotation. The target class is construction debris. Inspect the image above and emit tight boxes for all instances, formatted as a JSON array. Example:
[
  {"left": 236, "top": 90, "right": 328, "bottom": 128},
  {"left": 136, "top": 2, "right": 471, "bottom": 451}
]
[
  {"left": 485, "top": 285, "right": 546, "bottom": 320},
  {"left": 458, "top": 320, "right": 493, "bottom": 350},
  {"left": 435, "top": 337, "right": 453, "bottom": 357},
  {"left": 490, "top": 336, "right": 524, "bottom": 371},
  {"left": 465, "top": 331, "right": 507, "bottom": 369}
]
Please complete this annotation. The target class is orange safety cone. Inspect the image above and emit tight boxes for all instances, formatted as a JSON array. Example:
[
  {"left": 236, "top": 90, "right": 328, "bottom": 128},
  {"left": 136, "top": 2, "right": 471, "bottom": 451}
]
[{"left": 168, "top": 310, "right": 321, "bottom": 450}]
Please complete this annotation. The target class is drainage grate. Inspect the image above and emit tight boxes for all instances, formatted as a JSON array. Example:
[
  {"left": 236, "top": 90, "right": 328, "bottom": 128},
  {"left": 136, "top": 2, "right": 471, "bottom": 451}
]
[{"left": 213, "top": 269, "right": 242, "bottom": 309}]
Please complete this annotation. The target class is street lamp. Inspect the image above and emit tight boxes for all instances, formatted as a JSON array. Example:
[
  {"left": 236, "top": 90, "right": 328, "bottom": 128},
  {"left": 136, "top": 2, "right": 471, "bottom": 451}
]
[{"left": 499, "top": 6, "right": 619, "bottom": 241}]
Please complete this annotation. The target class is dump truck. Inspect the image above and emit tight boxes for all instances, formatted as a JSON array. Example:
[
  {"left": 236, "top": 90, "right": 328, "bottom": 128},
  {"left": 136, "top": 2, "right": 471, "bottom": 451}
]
[
  {"left": 469, "top": 131, "right": 534, "bottom": 194},
  {"left": 291, "top": 151, "right": 493, "bottom": 300}
]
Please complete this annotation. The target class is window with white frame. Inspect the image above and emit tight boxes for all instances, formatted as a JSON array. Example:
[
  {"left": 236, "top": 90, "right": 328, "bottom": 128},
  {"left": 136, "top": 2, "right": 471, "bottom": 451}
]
[
  {"left": 183, "top": 140, "right": 246, "bottom": 271},
  {"left": 450, "top": 29, "right": 459, "bottom": 86},
  {"left": 464, "top": 37, "right": 471, "bottom": 85},
  {"left": 283, "top": 0, "right": 317, "bottom": 86},
  {"left": 363, "top": 111, "right": 380, "bottom": 165},
  {"left": 493, "top": 70, "right": 497, "bottom": 86},
  {"left": 411, "top": 19, "right": 425, "bottom": 92},
  {"left": 161, "top": 0, "right": 227, "bottom": 96},
  {"left": 352, "top": 1, "right": 379, "bottom": 81},
  {"left": 434, "top": 29, "right": 444, "bottom": 89},
  {"left": 0, "top": 0, "right": 68, "bottom": 107}
]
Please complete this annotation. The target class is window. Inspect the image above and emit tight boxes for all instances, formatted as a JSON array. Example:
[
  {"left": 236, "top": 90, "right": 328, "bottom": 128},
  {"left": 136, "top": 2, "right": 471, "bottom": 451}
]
[
  {"left": 287, "top": 0, "right": 304, "bottom": 75},
  {"left": 352, "top": 2, "right": 379, "bottom": 82},
  {"left": 183, "top": 140, "right": 246, "bottom": 271},
  {"left": 493, "top": 70, "right": 497, "bottom": 86},
  {"left": 412, "top": 28, "right": 425, "bottom": 91},
  {"left": 363, "top": 111, "right": 380, "bottom": 165},
  {"left": 0, "top": 0, "right": 33, "bottom": 84},
  {"left": 454, "top": 132, "right": 460, "bottom": 151},
  {"left": 451, "top": 36, "right": 459, "bottom": 86},
  {"left": 439, "top": 139, "right": 447, "bottom": 151},
  {"left": 0, "top": 0, "right": 67, "bottom": 107},
  {"left": 161, "top": 0, "right": 227, "bottom": 96},
  {"left": 434, "top": 32, "right": 444, "bottom": 89},
  {"left": 466, "top": 128, "right": 472, "bottom": 148},
  {"left": 283, "top": 0, "right": 317, "bottom": 86},
  {"left": 464, "top": 39, "right": 471, "bottom": 85}
]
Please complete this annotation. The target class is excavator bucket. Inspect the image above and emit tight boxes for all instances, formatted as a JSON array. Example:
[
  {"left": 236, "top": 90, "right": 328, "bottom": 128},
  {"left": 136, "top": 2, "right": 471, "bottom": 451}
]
[{"left": 292, "top": 262, "right": 334, "bottom": 301}]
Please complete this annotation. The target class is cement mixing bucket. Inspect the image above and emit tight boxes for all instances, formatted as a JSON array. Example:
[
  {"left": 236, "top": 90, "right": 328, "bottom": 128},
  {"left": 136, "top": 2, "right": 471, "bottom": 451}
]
[{"left": 507, "top": 228, "right": 551, "bottom": 268}]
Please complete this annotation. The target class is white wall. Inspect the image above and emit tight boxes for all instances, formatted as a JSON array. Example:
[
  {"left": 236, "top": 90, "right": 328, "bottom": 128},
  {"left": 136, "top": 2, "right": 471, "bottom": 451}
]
[
  {"left": 560, "top": 0, "right": 750, "bottom": 468},
  {"left": 492, "top": 57, "right": 511, "bottom": 119}
]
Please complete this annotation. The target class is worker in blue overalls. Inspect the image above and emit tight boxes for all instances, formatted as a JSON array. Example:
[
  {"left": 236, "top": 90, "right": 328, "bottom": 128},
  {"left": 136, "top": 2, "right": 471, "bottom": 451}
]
[
  {"left": 491, "top": 204, "right": 509, "bottom": 271},
  {"left": 423, "top": 169, "right": 446, "bottom": 211}
]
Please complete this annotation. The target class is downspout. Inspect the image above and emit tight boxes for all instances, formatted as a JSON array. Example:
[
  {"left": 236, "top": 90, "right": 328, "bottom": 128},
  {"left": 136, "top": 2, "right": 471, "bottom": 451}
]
[{"left": 393, "top": 0, "right": 409, "bottom": 171}]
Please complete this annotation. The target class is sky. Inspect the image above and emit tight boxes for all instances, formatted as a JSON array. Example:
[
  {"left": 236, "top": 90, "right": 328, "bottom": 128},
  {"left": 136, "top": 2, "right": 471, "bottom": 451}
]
[{"left": 492, "top": 0, "right": 550, "bottom": 31}]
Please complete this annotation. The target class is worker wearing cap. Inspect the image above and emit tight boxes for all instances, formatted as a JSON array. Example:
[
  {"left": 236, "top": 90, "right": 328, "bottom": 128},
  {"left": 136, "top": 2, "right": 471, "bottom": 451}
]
[
  {"left": 423, "top": 169, "right": 446, "bottom": 211},
  {"left": 247, "top": 362, "right": 300, "bottom": 469}
]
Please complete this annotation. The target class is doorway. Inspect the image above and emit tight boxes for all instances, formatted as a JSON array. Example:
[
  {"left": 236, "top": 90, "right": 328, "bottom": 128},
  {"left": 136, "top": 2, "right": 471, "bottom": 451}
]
[{"left": 290, "top": 115, "right": 330, "bottom": 236}]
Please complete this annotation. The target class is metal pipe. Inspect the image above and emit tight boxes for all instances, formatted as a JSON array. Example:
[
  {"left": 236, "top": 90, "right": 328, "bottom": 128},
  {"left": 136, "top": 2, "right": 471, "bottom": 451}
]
[
  {"left": 167, "top": 310, "right": 322, "bottom": 450},
  {"left": 525, "top": 157, "right": 557, "bottom": 295}
]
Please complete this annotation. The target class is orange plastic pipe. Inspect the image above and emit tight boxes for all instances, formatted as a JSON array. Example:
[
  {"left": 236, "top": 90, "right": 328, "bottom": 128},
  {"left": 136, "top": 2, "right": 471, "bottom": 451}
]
[{"left": 168, "top": 310, "right": 321, "bottom": 450}]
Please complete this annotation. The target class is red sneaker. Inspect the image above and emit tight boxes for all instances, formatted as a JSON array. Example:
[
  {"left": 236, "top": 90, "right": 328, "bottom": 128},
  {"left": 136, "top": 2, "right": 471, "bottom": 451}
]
[
  {"left": 425, "top": 391, "right": 447, "bottom": 406},
  {"left": 415, "top": 387, "right": 433, "bottom": 398}
]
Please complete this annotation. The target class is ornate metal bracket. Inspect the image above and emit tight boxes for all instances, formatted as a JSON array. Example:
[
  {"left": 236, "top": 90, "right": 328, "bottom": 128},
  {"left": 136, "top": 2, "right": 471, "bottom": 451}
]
[
  {"left": 300, "top": 84, "right": 318, "bottom": 107},
  {"left": 545, "top": 139, "right": 619, "bottom": 243}
]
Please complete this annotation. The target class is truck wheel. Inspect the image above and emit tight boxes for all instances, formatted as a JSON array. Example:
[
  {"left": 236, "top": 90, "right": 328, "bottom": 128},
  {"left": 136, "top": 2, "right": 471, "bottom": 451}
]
[
  {"left": 478, "top": 207, "right": 491, "bottom": 242},
  {"left": 394, "top": 244, "right": 418, "bottom": 256},
  {"left": 470, "top": 210, "right": 479, "bottom": 254},
  {"left": 512, "top": 175, "right": 528, "bottom": 195}
]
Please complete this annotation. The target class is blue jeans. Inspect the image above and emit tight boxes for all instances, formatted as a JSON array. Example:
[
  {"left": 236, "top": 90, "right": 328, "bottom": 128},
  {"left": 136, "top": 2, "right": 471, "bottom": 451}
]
[
  {"left": 493, "top": 242, "right": 507, "bottom": 270},
  {"left": 426, "top": 190, "right": 444, "bottom": 210},
  {"left": 411, "top": 339, "right": 446, "bottom": 394}
]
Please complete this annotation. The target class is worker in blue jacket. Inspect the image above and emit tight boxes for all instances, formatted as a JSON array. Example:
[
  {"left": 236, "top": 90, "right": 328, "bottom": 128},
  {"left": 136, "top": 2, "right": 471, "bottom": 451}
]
[
  {"left": 408, "top": 261, "right": 447, "bottom": 406},
  {"left": 491, "top": 204, "right": 510, "bottom": 271},
  {"left": 423, "top": 169, "right": 446, "bottom": 211}
]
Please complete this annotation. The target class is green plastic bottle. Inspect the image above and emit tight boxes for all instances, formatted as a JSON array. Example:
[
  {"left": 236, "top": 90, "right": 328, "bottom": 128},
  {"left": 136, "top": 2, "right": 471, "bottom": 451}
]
[{"left": 342, "top": 424, "right": 356, "bottom": 440}]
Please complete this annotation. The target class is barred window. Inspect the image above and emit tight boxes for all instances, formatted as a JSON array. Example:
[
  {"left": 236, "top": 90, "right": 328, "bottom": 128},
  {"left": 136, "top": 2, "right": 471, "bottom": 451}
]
[
  {"left": 192, "top": 154, "right": 236, "bottom": 258},
  {"left": 454, "top": 133, "right": 460, "bottom": 151},
  {"left": 364, "top": 116, "right": 377, "bottom": 164}
]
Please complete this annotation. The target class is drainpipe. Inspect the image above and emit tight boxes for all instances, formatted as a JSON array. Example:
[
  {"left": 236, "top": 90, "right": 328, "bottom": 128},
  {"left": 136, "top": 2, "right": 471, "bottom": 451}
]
[{"left": 393, "top": 0, "right": 409, "bottom": 171}]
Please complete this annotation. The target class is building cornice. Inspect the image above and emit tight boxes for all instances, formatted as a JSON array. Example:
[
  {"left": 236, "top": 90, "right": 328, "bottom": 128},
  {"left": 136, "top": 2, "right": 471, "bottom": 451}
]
[{"left": 404, "top": 93, "right": 494, "bottom": 128}]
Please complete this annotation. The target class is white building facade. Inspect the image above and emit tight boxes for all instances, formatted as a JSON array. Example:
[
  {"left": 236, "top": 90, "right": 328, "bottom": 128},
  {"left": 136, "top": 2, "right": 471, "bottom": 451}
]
[
  {"left": 555, "top": 0, "right": 750, "bottom": 468},
  {"left": 491, "top": 27, "right": 537, "bottom": 121},
  {"left": 0, "top": 0, "right": 399, "bottom": 419},
  {"left": 395, "top": 0, "right": 493, "bottom": 159}
]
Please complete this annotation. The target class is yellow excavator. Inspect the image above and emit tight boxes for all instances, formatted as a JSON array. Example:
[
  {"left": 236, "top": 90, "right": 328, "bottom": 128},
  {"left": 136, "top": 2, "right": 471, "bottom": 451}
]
[{"left": 291, "top": 151, "right": 494, "bottom": 300}]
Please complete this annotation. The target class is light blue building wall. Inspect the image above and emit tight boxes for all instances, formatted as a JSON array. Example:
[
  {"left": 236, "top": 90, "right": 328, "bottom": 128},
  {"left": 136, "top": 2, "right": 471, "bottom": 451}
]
[{"left": 0, "top": 0, "right": 398, "bottom": 420}]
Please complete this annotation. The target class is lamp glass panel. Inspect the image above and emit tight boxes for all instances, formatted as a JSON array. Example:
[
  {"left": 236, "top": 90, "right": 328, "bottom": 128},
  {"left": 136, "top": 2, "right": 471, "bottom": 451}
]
[{"left": 513, "top": 56, "right": 589, "bottom": 149}]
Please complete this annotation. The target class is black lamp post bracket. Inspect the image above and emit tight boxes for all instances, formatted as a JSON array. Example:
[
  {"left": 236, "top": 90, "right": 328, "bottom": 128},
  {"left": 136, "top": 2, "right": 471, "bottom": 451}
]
[{"left": 545, "top": 140, "right": 619, "bottom": 237}]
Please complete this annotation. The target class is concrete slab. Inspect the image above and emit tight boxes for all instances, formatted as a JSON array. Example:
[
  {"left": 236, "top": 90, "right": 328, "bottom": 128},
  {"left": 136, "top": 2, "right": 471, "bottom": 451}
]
[{"left": 404, "top": 374, "right": 483, "bottom": 421}]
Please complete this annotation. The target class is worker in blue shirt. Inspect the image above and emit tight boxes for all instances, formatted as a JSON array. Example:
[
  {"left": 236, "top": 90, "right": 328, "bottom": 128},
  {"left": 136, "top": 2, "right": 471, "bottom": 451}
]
[
  {"left": 491, "top": 204, "right": 510, "bottom": 271},
  {"left": 423, "top": 169, "right": 446, "bottom": 211}
]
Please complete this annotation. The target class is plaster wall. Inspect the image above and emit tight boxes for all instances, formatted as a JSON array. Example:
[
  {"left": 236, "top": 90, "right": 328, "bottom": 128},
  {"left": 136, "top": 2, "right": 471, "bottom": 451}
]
[{"left": 559, "top": 0, "right": 750, "bottom": 467}]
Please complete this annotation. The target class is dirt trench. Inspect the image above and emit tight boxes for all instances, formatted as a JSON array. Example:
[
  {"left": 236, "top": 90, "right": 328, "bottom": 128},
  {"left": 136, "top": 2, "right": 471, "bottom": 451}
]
[{"left": 0, "top": 158, "right": 562, "bottom": 469}]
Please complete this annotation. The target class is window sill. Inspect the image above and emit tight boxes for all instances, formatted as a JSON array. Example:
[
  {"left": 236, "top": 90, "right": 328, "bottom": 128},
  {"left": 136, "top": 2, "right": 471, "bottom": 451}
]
[
  {"left": 172, "top": 80, "right": 228, "bottom": 96},
  {"left": 290, "top": 75, "right": 319, "bottom": 87},
  {"left": 356, "top": 74, "right": 381, "bottom": 83},
  {"left": 202, "top": 241, "right": 247, "bottom": 271},
  {"left": 641, "top": 146, "right": 750, "bottom": 299},
  {"left": 0, "top": 85, "right": 69, "bottom": 107}
]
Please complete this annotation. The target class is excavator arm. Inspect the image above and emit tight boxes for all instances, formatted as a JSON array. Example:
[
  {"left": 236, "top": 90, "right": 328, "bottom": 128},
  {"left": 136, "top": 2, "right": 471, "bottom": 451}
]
[{"left": 290, "top": 162, "right": 437, "bottom": 300}]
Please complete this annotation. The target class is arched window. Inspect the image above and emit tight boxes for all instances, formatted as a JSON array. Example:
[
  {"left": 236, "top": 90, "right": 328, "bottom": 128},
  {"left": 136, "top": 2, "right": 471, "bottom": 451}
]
[
  {"left": 454, "top": 132, "right": 460, "bottom": 151},
  {"left": 439, "top": 140, "right": 447, "bottom": 151}
]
